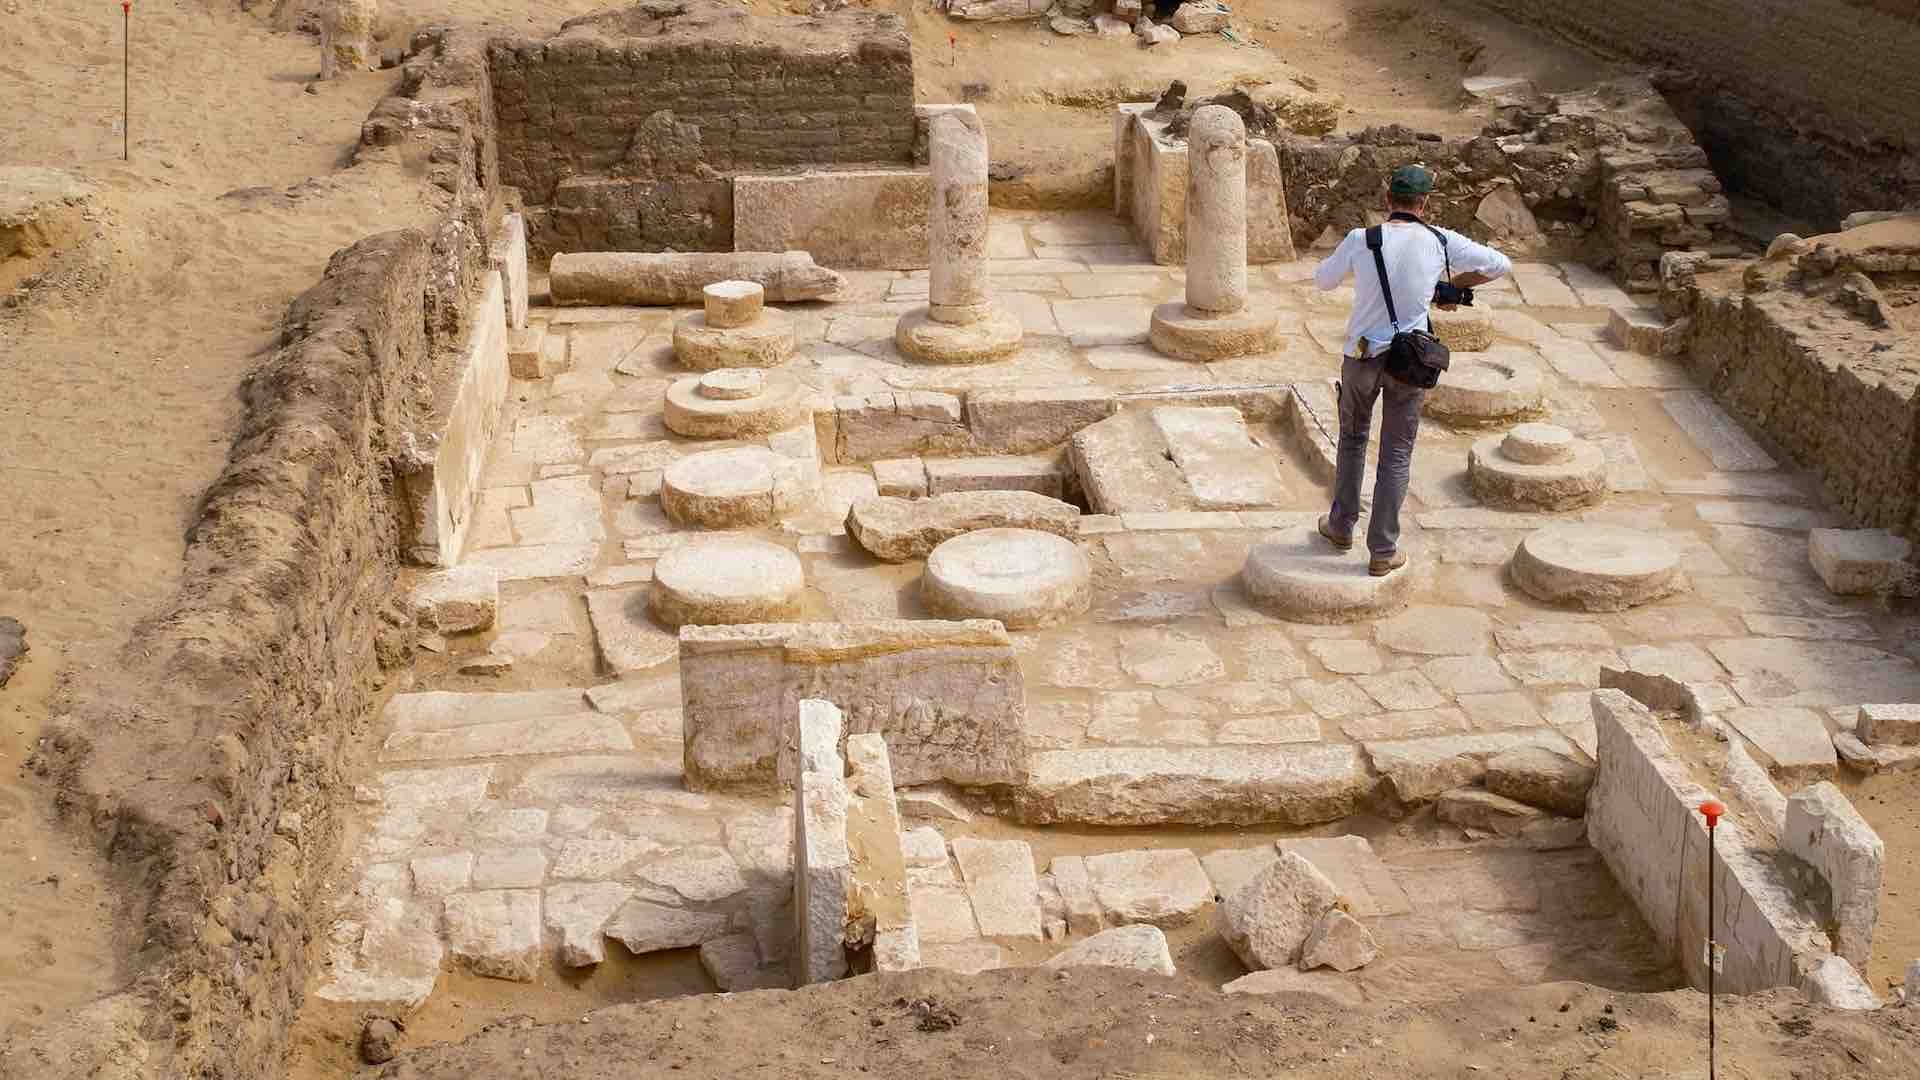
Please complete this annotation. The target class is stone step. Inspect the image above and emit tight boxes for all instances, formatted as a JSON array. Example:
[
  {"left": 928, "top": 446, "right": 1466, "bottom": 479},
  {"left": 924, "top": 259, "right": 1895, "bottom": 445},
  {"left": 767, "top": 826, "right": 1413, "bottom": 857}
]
[
  {"left": 1605, "top": 305, "right": 1668, "bottom": 355},
  {"left": 924, "top": 453, "right": 1069, "bottom": 500}
]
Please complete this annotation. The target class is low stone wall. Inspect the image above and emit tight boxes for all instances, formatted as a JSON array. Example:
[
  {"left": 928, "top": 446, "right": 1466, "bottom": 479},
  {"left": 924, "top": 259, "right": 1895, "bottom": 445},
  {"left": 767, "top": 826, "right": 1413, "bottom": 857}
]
[
  {"left": 1586, "top": 691, "right": 1875, "bottom": 1005},
  {"left": 20, "top": 28, "right": 504, "bottom": 1080},
  {"left": 679, "top": 620, "right": 1028, "bottom": 794},
  {"left": 1116, "top": 109, "right": 1295, "bottom": 266}
]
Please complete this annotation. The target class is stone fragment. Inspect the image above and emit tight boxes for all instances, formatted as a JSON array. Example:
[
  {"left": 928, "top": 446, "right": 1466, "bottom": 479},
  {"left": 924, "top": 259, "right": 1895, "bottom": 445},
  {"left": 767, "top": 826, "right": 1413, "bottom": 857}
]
[
  {"left": 793, "top": 769, "right": 852, "bottom": 985},
  {"left": 699, "top": 932, "right": 785, "bottom": 992},
  {"left": 443, "top": 890, "right": 543, "bottom": 982},
  {"left": 359, "top": 1018, "right": 399, "bottom": 1066},
  {"left": 1298, "top": 908, "right": 1378, "bottom": 972},
  {"left": 833, "top": 390, "right": 972, "bottom": 462},
  {"left": 1436, "top": 788, "right": 1547, "bottom": 836},
  {"left": 544, "top": 882, "right": 631, "bottom": 967},
  {"left": 897, "top": 786, "right": 974, "bottom": 822},
  {"left": 923, "top": 455, "right": 1067, "bottom": 499},
  {"left": 1833, "top": 731, "right": 1920, "bottom": 774},
  {"left": 1802, "top": 956, "right": 1881, "bottom": 1010},
  {"left": 951, "top": 837, "right": 1043, "bottom": 940},
  {"left": 1808, "top": 529, "right": 1913, "bottom": 596},
  {"left": 922, "top": 528, "right": 1092, "bottom": 630},
  {"left": 1169, "top": 3, "right": 1229, "bottom": 33},
  {"left": 1784, "top": 783, "right": 1883, "bottom": 968},
  {"left": 1365, "top": 730, "right": 1579, "bottom": 803},
  {"left": 901, "top": 826, "right": 948, "bottom": 869},
  {"left": 1044, "top": 924, "right": 1177, "bottom": 976},
  {"left": 1217, "top": 851, "right": 1342, "bottom": 971},
  {"left": 1083, "top": 849, "right": 1213, "bottom": 928},
  {"left": 1222, "top": 967, "right": 1365, "bottom": 1005},
  {"left": 410, "top": 566, "right": 500, "bottom": 633},
  {"left": 603, "top": 898, "right": 731, "bottom": 956},
  {"left": 584, "top": 589, "right": 679, "bottom": 674},
  {"left": 550, "top": 251, "right": 845, "bottom": 305},
  {"left": 1484, "top": 746, "right": 1594, "bottom": 817},
  {"left": 1050, "top": 855, "right": 1106, "bottom": 936},
  {"left": 965, "top": 387, "right": 1114, "bottom": 455},
  {"left": 1276, "top": 836, "right": 1411, "bottom": 917}
]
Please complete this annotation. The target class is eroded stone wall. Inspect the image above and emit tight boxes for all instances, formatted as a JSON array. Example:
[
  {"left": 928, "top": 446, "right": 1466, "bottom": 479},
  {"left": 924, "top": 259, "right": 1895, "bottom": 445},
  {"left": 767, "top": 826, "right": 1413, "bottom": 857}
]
[
  {"left": 21, "top": 27, "right": 502, "bottom": 1080},
  {"left": 1469, "top": 0, "right": 1920, "bottom": 226},
  {"left": 488, "top": 0, "right": 916, "bottom": 257}
]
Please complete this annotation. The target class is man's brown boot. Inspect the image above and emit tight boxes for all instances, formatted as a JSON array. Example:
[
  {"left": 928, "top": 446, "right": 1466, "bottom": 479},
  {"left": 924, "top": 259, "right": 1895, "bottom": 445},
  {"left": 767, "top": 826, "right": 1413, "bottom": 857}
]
[
  {"left": 1368, "top": 550, "right": 1408, "bottom": 577},
  {"left": 1317, "top": 514, "right": 1353, "bottom": 550}
]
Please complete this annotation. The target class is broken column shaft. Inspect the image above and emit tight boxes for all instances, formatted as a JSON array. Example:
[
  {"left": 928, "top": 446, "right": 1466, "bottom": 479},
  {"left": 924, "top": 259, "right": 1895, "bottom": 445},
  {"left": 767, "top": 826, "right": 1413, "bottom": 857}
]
[
  {"left": 895, "top": 109, "right": 1024, "bottom": 365},
  {"left": 1148, "top": 104, "right": 1280, "bottom": 360}
]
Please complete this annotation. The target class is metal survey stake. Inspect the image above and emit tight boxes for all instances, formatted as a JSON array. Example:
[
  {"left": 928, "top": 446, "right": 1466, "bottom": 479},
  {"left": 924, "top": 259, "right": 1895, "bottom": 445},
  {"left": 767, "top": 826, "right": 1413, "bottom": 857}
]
[
  {"left": 1698, "top": 799, "right": 1725, "bottom": 1080},
  {"left": 121, "top": 1, "right": 132, "bottom": 161}
]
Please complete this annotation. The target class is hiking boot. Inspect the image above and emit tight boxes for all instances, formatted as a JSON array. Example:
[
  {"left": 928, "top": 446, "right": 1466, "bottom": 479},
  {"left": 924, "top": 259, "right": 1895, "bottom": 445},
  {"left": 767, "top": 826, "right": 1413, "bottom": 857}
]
[
  {"left": 1368, "top": 550, "right": 1408, "bottom": 577},
  {"left": 1317, "top": 514, "right": 1353, "bottom": 550}
]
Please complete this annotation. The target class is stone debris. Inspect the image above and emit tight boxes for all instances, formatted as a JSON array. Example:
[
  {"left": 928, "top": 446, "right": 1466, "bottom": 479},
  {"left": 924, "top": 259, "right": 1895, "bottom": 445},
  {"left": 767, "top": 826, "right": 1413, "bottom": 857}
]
[
  {"left": 1042, "top": 924, "right": 1176, "bottom": 977},
  {"left": 1832, "top": 731, "right": 1920, "bottom": 774},
  {"left": 443, "top": 889, "right": 543, "bottom": 982},
  {"left": 544, "top": 882, "right": 633, "bottom": 967},
  {"left": 1298, "top": 908, "right": 1378, "bottom": 972},
  {"left": 1436, "top": 788, "right": 1548, "bottom": 837},
  {"left": 1783, "top": 783, "right": 1883, "bottom": 969},
  {"left": 1808, "top": 528, "right": 1915, "bottom": 596},
  {"left": 1082, "top": 848, "right": 1214, "bottom": 928},
  {"left": 603, "top": 897, "right": 731, "bottom": 956},
  {"left": 1483, "top": 746, "right": 1595, "bottom": 817},
  {"left": 1216, "top": 850, "right": 1343, "bottom": 971},
  {"left": 409, "top": 566, "right": 500, "bottom": 633},
  {"left": 951, "top": 837, "right": 1043, "bottom": 940},
  {"left": 549, "top": 250, "right": 845, "bottom": 305},
  {"left": 846, "top": 490, "right": 1081, "bottom": 562},
  {"left": 1221, "top": 967, "right": 1366, "bottom": 1005}
]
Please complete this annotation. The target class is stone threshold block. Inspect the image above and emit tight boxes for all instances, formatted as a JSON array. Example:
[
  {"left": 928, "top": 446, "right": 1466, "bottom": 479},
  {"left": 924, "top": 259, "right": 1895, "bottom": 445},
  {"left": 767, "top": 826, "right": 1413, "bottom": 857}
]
[
  {"left": 1010, "top": 745, "right": 1373, "bottom": 827},
  {"left": 680, "top": 620, "right": 1028, "bottom": 794},
  {"left": 734, "top": 169, "right": 933, "bottom": 271},
  {"left": 399, "top": 270, "right": 510, "bottom": 566}
]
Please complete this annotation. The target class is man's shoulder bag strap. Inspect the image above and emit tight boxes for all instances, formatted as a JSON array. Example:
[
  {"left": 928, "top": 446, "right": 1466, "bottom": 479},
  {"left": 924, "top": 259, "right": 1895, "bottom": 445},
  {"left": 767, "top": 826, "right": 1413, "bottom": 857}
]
[{"left": 1364, "top": 225, "right": 1400, "bottom": 332}]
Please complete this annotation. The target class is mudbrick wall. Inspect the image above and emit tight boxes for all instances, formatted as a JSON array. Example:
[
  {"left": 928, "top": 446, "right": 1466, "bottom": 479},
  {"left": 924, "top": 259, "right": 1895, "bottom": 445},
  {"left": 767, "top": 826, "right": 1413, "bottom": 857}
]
[
  {"left": 1469, "top": 0, "right": 1920, "bottom": 227},
  {"left": 11, "top": 27, "right": 501, "bottom": 1080},
  {"left": 489, "top": 0, "right": 917, "bottom": 257}
]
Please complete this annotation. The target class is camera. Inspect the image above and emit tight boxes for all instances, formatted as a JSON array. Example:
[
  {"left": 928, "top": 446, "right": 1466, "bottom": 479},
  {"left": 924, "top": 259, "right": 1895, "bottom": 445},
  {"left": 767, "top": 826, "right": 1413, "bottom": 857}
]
[{"left": 1433, "top": 281, "right": 1475, "bottom": 307}]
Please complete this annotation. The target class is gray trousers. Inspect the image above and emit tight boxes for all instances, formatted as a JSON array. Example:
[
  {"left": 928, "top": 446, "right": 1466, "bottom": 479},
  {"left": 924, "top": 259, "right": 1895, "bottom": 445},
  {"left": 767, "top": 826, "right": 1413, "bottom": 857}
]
[{"left": 1327, "top": 353, "right": 1427, "bottom": 558}]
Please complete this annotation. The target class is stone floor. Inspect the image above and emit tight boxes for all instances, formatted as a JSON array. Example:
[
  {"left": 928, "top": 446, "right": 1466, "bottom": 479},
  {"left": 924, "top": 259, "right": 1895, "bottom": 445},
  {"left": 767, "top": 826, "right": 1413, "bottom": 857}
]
[{"left": 314, "top": 209, "right": 1920, "bottom": 1010}]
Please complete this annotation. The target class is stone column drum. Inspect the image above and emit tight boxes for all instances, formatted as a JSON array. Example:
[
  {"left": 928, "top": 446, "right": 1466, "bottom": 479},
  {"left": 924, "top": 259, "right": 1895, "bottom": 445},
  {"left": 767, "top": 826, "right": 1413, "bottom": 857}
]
[
  {"left": 1148, "top": 105, "right": 1280, "bottom": 361},
  {"left": 895, "top": 112, "right": 1024, "bottom": 365}
]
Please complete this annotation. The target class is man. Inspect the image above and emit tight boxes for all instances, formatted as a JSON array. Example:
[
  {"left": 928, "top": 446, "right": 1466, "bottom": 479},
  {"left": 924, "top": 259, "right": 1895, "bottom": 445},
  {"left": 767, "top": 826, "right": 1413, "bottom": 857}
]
[{"left": 1311, "top": 165, "right": 1512, "bottom": 575}]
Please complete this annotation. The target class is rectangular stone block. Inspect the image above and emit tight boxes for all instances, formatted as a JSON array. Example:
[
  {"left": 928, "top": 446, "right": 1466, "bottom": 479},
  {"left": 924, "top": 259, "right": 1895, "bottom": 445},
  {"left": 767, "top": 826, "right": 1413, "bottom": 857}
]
[
  {"left": 833, "top": 390, "right": 972, "bottom": 463},
  {"left": 1587, "top": 689, "right": 1836, "bottom": 995},
  {"left": 871, "top": 457, "right": 927, "bottom": 498},
  {"left": 1858, "top": 703, "right": 1920, "bottom": 747},
  {"left": 733, "top": 169, "right": 931, "bottom": 271},
  {"left": 1122, "top": 115, "right": 1292, "bottom": 265},
  {"left": 965, "top": 387, "right": 1116, "bottom": 455},
  {"left": 1724, "top": 706, "right": 1838, "bottom": 781},
  {"left": 1809, "top": 529, "right": 1913, "bottom": 596},
  {"left": 1082, "top": 849, "right": 1212, "bottom": 929},
  {"left": 507, "top": 325, "right": 546, "bottom": 379},
  {"left": 1362, "top": 730, "right": 1578, "bottom": 803},
  {"left": 923, "top": 454, "right": 1068, "bottom": 500},
  {"left": 793, "top": 769, "right": 851, "bottom": 986},
  {"left": 1012, "top": 745, "right": 1372, "bottom": 826},
  {"left": 399, "top": 271, "right": 510, "bottom": 566},
  {"left": 680, "top": 620, "right": 1028, "bottom": 793},
  {"left": 1784, "top": 782, "right": 1883, "bottom": 968},
  {"left": 950, "top": 837, "right": 1042, "bottom": 941}
]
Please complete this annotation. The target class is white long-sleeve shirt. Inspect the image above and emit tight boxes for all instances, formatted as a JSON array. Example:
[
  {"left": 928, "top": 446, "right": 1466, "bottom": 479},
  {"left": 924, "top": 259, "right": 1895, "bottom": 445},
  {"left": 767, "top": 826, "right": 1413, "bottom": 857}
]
[{"left": 1313, "top": 220, "right": 1512, "bottom": 357}]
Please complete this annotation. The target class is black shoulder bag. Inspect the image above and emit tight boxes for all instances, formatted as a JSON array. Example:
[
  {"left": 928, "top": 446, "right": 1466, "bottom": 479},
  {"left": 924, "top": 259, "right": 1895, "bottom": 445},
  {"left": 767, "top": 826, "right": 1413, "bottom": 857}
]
[{"left": 1364, "top": 224, "right": 1451, "bottom": 390}]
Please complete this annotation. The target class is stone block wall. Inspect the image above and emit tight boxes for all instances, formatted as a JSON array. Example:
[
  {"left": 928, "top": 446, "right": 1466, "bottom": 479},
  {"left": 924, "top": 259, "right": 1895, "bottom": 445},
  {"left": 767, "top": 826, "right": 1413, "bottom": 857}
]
[
  {"left": 487, "top": 0, "right": 917, "bottom": 257},
  {"left": 25, "top": 27, "right": 504, "bottom": 1080},
  {"left": 1468, "top": 0, "right": 1920, "bottom": 227}
]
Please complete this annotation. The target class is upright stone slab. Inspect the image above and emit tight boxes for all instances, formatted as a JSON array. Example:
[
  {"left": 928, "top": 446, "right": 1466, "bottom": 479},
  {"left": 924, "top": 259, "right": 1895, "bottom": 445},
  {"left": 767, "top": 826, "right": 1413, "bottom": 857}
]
[
  {"left": 895, "top": 111, "right": 1023, "bottom": 364},
  {"left": 680, "top": 621, "right": 1028, "bottom": 792},
  {"left": 844, "top": 734, "right": 920, "bottom": 971},
  {"left": 1148, "top": 106, "right": 1279, "bottom": 361},
  {"left": 1784, "top": 782, "right": 1883, "bottom": 969}
]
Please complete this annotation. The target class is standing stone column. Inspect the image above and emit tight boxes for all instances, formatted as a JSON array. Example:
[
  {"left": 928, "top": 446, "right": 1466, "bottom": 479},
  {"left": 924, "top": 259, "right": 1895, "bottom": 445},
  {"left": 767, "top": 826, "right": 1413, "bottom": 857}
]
[
  {"left": 1148, "top": 105, "right": 1280, "bottom": 360},
  {"left": 895, "top": 110, "right": 1024, "bottom": 365}
]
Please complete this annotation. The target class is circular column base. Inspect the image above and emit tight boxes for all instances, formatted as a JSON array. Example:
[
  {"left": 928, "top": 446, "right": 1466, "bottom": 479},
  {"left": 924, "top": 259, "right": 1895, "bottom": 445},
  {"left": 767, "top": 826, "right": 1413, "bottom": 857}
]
[
  {"left": 1509, "top": 524, "right": 1687, "bottom": 612},
  {"left": 663, "top": 369, "right": 810, "bottom": 439},
  {"left": 1467, "top": 428, "right": 1609, "bottom": 511},
  {"left": 1423, "top": 352, "right": 1545, "bottom": 425},
  {"left": 673, "top": 309, "right": 796, "bottom": 371},
  {"left": 894, "top": 305, "right": 1024, "bottom": 365},
  {"left": 660, "top": 446, "right": 813, "bottom": 528},
  {"left": 1429, "top": 302, "right": 1495, "bottom": 352},
  {"left": 921, "top": 528, "right": 1092, "bottom": 630},
  {"left": 1148, "top": 302, "right": 1282, "bottom": 361},
  {"left": 650, "top": 536, "right": 805, "bottom": 628},
  {"left": 1240, "top": 526, "right": 1416, "bottom": 624}
]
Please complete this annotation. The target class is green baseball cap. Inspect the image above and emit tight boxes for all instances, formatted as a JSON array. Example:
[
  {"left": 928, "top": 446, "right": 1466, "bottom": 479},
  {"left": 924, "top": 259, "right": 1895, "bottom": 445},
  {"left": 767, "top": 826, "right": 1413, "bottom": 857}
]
[{"left": 1389, "top": 165, "right": 1435, "bottom": 196}]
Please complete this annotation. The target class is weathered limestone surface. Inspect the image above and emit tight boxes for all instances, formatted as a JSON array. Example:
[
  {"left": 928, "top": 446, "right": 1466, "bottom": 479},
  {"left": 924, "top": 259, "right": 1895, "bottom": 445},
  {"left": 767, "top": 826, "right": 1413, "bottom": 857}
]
[
  {"left": 1859, "top": 703, "right": 1920, "bottom": 747},
  {"left": 410, "top": 565, "right": 500, "bottom": 633},
  {"left": 443, "top": 889, "right": 543, "bottom": 982},
  {"left": 1483, "top": 746, "right": 1594, "bottom": 816},
  {"left": 1808, "top": 528, "right": 1913, "bottom": 596},
  {"left": 834, "top": 390, "right": 972, "bottom": 462},
  {"left": 604, "top": 898, "right": 731, "bottom": 956},
  {"left": 400, "top": 271, "right": 510, "bottom": 567},
  {"left": 1586, "top": 690, "right": 1846, "bottom": 997},
  {"left": 1221, "top": 967, "right": 1365, "bottom": 1005},
  {"left": 1042, "top": 924, "right": 1176, "bottom": 976},
  {"left": 1012, "top": 745, "right": 1374, "bottom": 826},
  {"left": 847, "top": 491, "right": 1081, "bottom": 562},
  {"left": 549, "top": 251, "right": 846, "bottom": 305},
  {"left": 1082, "top": 848, "right": 1213, "bottom": 928},
  {"left": 1783, "top": 783, "right": 1882, "bottom": 969},
  {"left": 1049, "top": 855, "right": 1106, "bottom": 936},
  {"left": 1217, "top": 851, "right": 1341, "bottom": 970},
  {"left": 1510, "top": 524, "right": 1686, "bottom": 611},
  {"left": 733, "top": 170, "right": 932, "bottom": 271},
  {"left": 844, "top": 734, "right": 919, "bottom": 970},
  {"left": 1242, "top": 527, "right": 1416, "bottom": 624},
  {"left": 649, "top": 536, "right": 805, "bottom": 628},
  {"left": 545, "top": 882, "right": 631, "bottom": 968},
  {"left": 1718, "top": 740, "right": 1789, "bottom": 835},
  {"left": 921, "top": 528, "right": 1092, "bottom": 630},
  {"left": 680, "top": 620, "right": 1028, "bottom": 792},
  {"left": 1298, "top": 908, "right": 1379, "bottom": 972},
  {"left": 1437, "top": 788, "right": 1547, "bottom": 836},
  {"left": 1723, "top": 706, "right": 1838, "bottom": 780},
  {"left": 793, "top": 767, "right": 852, "bottom": 985},
  {"left": 965, "top": 387, "right": 1116, "bottom": 455},
  {"left": 1275, "top": 837, "right": 1411, "bottom": 917},
  {"left": 1364, "top": 729, "right": 1579, "bottom": 804},
  {"left": 951, "top": 837, "right": 1043, "bottom": 940}
]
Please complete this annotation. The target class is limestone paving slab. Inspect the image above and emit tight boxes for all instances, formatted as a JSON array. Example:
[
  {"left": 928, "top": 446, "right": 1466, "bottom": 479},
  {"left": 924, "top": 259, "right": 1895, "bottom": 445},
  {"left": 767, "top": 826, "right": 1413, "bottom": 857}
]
[
  {"left": 545, "top": 882, "right": 633, "bottom": 967},
  {"left": 584, "top": 588, "right": 680, "bottom": 673},
  {"left": 443, "top": 889, "right": 543, "bottom": 982},
  {"left": 1276, "top": 836, "right": 1413, "bottom": 918},
  {"left": 379, "top": 713, "right": 632, "bottom": 764},
  {"left": 1658, "top": 390, "right": 1778, "bottom": 471},
  {"left": 1082, "top": 848, "right": 1214, "bottom": 928},
  {"left": 950, "top": 837, "right": 1043, "bottom": 940}
]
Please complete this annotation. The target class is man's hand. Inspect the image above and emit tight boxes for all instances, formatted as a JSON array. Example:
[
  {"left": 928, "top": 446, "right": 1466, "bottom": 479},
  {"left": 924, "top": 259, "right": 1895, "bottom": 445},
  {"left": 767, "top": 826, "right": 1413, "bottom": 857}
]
[
  {"left": 1435, "top": 303, "right": 1459, "bottom": 312},
  {"left": 1451, "top": 272, "right": 1497, "bottom": 289}
]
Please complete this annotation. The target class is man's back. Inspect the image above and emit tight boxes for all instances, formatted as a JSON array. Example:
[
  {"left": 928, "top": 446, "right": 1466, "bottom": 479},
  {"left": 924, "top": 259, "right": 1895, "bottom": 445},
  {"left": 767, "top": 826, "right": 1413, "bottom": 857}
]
[{"left": 1313, "top": 221, "right": 1511, "bottom": 357}]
